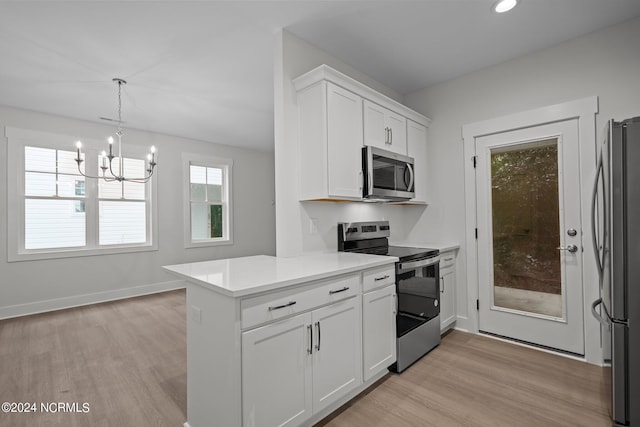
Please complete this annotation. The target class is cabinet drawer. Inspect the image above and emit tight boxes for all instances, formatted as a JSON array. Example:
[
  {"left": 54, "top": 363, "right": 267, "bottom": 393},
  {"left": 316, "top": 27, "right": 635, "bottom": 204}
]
[
  {"left": 362, "top": 265, "right": 395, "bottom": 293},
  {"left": 440, "top": 252, "right": 456, "bottom": 269},
  {"left": 241, "top": 274, "right": 360, "bottom": 329}
]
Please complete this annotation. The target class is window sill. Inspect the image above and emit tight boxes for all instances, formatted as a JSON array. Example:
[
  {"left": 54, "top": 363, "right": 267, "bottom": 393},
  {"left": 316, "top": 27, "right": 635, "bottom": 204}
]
[
  {"left": 8, "top": 242, "right": 159, "bottom": 263},
  {"left": 185, "top": 238, "right": 233, "bottom": 249}
]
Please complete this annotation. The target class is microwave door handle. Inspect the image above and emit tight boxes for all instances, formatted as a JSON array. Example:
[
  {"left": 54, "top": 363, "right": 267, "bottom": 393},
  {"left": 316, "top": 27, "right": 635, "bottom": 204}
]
[
  {"left": 407, "top": 163, "right": 414, "bottom": 191},
  {"left": 368, "top": 170, "right": 373, "bottom": 196}
]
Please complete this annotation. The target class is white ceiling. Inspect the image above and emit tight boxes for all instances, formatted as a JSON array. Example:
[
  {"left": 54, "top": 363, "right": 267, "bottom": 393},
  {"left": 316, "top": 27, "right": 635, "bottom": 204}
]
[{"left": 1, "top": 1, "right": 639, "bottom": 152}]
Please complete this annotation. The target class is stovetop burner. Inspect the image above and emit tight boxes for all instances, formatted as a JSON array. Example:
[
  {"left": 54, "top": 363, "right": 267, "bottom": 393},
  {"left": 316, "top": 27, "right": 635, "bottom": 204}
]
[{"left": 337, "top": 221, "right": 438, "bottom": 261}]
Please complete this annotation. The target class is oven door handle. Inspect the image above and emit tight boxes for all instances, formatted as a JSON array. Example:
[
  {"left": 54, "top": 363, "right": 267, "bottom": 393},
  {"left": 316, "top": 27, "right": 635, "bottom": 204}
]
[{"left": 397, "top": 256, "right": 440, "bottom": 272}]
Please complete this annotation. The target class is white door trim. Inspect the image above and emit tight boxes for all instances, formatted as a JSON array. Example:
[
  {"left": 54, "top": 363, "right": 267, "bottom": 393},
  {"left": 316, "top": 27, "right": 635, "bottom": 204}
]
[{"left": 461, "top": 96, "right": 602, "bottom": 364}]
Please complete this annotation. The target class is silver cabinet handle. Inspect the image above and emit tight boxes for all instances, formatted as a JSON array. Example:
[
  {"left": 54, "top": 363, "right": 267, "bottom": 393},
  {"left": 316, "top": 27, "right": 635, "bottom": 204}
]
[
  {"left": 329, "top": 286, "right": 349, "bottom": 294},
  {"left": 374, "top": 275, "right": 390, "bottom": 281},
  {"left": 315, "top": 321, "right": 321, "bottom": 351},
  {"left": 308, "top": 324, "right": 313, "bottom": 354},
  {"left": 268, "top": 301, "right": 296, "bottom": 311},
  {"left": 557, "top": 245, "right": 578, "bottom": 253},
  {"left": 389, "top": 127, "right": 393, "bottom": 144},
  {"left": 441, "top": 276, "right": 445, "bottom": 294},
  {"left": 444, "top": 257, "right": 454, "bottom": 261}
]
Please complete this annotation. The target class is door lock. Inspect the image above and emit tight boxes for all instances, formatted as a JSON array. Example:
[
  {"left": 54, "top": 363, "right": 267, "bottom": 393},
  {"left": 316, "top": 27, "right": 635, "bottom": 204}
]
[
  {"left": 567, "top": 228, "right": 577, "bottom": 237},
  {"left": 557, "top": 244, "right": 578, "bottom": 253}
]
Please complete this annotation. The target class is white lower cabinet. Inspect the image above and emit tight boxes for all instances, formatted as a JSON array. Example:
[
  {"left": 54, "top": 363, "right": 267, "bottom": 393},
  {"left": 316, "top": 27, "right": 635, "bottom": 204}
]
[
  {"left": 242, "top": 313, "right": 312, "bottom": 427},
  {"left": 362, "top": 284, "right": 396, "bottom": 381},
  {"left": 242, "top": 297, "right": 361, "bottom": 427},
  {"left": 312, "top": 298, "right": 361, "bottom": 413},
  {"left": 439, "top": 251, "right": 457, "bottom": 332}
]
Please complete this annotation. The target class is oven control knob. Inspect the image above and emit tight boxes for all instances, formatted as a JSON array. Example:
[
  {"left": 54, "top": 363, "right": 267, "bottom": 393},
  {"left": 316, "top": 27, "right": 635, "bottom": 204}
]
[{"left": 434, "top": 300, "right": 438, "bottom": 307}]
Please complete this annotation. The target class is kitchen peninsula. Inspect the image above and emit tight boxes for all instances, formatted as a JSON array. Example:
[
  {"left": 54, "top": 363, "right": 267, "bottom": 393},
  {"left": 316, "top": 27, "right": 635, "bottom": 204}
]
[{"left": 164, "top": 252, "right": 398, "bottom": 427}]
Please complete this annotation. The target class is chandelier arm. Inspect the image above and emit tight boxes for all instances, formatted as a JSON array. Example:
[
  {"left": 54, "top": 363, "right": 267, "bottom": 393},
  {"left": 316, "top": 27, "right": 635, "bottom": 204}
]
[
  {"left": 75, "top": 160, "right": 108, "bottom": 180},
  {"left": 121, "top": 171, "right": 154, "bottom": 183}
]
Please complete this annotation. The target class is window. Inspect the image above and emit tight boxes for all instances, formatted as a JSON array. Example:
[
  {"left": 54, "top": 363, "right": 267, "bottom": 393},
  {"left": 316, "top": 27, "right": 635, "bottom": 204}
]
[
  {"left": 7, "top": 127, "right": 157, "bottom": 261},
  {"left": 183, "top": 154, "right": 233, "bottom": 247}
]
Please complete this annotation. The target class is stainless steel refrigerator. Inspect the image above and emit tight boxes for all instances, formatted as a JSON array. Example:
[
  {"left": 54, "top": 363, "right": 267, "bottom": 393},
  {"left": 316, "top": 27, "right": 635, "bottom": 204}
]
[{"left": 592, "top": 117, "right": 640, "bottom": 426}]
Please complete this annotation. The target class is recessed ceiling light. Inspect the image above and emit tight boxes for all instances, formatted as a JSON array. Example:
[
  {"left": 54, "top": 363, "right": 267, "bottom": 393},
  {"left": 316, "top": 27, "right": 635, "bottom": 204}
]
[{"left": 493, "top": 0, "right": 519, "bottom": 13}]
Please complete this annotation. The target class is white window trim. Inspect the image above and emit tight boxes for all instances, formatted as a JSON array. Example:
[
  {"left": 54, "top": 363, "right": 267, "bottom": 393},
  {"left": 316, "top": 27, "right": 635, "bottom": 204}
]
[
  {"left": 6, "top": 126, "right": 158, "bottom": 262},
  {"left": 183, "top": 153, "right": 233, "bottom": 248}
]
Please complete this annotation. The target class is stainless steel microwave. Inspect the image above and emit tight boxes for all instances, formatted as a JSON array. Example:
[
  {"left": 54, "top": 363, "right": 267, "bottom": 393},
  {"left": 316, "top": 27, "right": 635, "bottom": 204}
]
[{"left": 362, "top": 146, "right": 415, "bottom": 201}]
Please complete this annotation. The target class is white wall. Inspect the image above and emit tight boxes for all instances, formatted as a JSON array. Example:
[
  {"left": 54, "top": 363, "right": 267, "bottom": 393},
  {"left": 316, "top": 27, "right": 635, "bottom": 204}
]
[
  {"left": 0, "top": 105, "right": 275, "bottom": 318},
  {"left": 404, "top": 16, "right": 640, "bottom": 363},
  {"left": 274, "top": 30, "right": 427, "bottom": 256}
]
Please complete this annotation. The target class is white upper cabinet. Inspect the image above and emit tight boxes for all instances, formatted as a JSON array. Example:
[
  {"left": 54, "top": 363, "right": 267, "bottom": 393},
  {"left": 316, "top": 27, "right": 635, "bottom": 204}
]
[
  {"left": 297, "top": 81, "right": 363, "bottom": 200},
  {"left": 407, "top": 120, "right": 428, "bottom": 204},
  {"left": 364, "top": 100, "right": 407, "bottom": 155},
  {"left": 294, "top": 65, "right": 431, "bottom": 202}
]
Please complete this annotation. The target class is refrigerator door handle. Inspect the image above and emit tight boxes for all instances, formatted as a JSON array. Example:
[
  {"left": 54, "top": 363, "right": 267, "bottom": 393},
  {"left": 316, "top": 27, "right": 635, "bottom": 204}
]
[
  {"left": 591, "top": 298, "right": 610, "bottom": 327},
  {"left": 591, "top": 148, "right": 604, "bottom": 281}
]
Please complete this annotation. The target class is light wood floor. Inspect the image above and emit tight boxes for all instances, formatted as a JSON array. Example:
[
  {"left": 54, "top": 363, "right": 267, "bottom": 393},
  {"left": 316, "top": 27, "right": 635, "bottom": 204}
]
[{"left": 0, "top": 290, "right": 610, "bottom": 427}]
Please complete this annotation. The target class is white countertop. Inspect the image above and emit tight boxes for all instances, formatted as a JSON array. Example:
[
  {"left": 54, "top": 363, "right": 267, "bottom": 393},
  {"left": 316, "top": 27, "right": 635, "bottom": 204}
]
[
  {"left": 163, "top": 252, "right": 398, "bottom": 298},
  {"left": 390, "top": 241, "right": 460, "bottom": 253}
]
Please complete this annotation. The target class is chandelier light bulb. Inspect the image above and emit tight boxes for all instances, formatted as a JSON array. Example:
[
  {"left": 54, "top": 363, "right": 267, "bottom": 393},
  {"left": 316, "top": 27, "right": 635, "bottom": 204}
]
[
  {"left": 108, "top": 136, "right": 114, "bottom": 144},
  {"left": 150, "top": 145, "right": 156, "bottom": 153},
  {"left": 493, "top": 0, "right": 518, "bottom": 13},
  {"left": 76, "top": 141, "right": 82, "bottom": 149}
]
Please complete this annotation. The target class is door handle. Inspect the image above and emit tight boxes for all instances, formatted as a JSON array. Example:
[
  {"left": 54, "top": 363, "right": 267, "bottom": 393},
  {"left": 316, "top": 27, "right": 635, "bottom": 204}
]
[
  {"left": 315, "top": 321, "right": 321, "bottom": 352},
  {"left": 591, "top": 298, "right": 609, "bottom": 327},
  {"left": 308, "top": 324, "right": 313, "bottom": 355},
  {"left": 557, "top": 244, "right": 578, "bottom": 253},
  {"left": 329, "top": 286, "right": 349, "bottom": 294},
  {"left": 389, "top": 128, "right": 393, "bottom": 144},
  {"left": 406, "top": 163, "right": 414, "bottom": 191},
  {"left": 440, "top": 276, "right": 444, "bottom": 294},
  {"left": 268, "top": 301, "right": 296, "bottom": 311}
]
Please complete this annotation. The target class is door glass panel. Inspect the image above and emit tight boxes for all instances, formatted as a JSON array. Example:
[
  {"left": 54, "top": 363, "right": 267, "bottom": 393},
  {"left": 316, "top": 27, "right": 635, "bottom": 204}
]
[{"left": 490, "top": 139, "right": 562, "bottom": 318}]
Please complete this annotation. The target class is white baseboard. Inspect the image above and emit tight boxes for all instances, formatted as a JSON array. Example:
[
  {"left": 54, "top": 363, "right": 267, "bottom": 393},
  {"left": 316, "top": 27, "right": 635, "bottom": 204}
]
[{"left": 0, "top": 280, "right": 186, "bottom": 320}]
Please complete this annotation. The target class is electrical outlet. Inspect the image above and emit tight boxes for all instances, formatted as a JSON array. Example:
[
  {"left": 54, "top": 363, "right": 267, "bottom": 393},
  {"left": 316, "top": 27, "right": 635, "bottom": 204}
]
[
  {"left": 309, "top": 218, "right": 319, "bottom": 235},
  {"left": 191, "top": 305, "right": 202, "bottom": 324}
]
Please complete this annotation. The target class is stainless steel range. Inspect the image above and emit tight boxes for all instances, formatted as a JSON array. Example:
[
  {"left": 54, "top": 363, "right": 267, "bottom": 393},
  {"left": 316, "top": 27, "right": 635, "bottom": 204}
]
[{"left": 338, "top": 220, "right": 441, "bottom": 372}]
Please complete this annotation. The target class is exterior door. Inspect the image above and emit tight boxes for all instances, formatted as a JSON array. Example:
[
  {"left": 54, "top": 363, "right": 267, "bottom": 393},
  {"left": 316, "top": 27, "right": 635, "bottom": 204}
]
[{"left": 475, "top": 119, "right": 584, "bottom": 355}]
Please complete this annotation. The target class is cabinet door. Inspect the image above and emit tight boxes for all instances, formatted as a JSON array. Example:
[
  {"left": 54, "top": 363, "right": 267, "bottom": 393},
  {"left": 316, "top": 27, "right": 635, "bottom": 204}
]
[
  {"left": 363, "top": 100, "right": 407, "bottom": 155},
  {"left": 363, "top": 100, "right": 387, "bottom": 149},
  {"left": 407, "top": 120, "right": 428, "bottom": 203},
  {"left": 327, "top": 83, "right": 363, "bottom": 199},
  {"left": 440, "top": 264, "right": 457, "bottom": 331},
  {"left": 242, "top": 313, "right": 312, "bottom": 427},
  {"left": 311, "top": 297, "right": 362, "bottom": 413},
  {"left": 362, "top": 285, "right": 397, "bottom": 382},
  {"left": 385, "top": 110, "right": 407, "bottom": 155}
]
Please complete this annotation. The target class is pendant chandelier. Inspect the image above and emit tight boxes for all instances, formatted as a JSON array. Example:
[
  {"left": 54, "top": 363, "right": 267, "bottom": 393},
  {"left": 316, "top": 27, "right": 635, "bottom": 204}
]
[{"left": 74, "top": 78, "right": 156, "bottom": 183}]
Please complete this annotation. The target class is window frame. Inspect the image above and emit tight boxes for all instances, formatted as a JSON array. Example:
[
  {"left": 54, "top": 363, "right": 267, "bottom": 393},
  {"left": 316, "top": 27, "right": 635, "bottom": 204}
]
[
  {"left": 183, "top": 153, "right": 233, "bottom": 248},
  {"left": 6, "top": 127, "right": 158, "bottom": 262}
]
